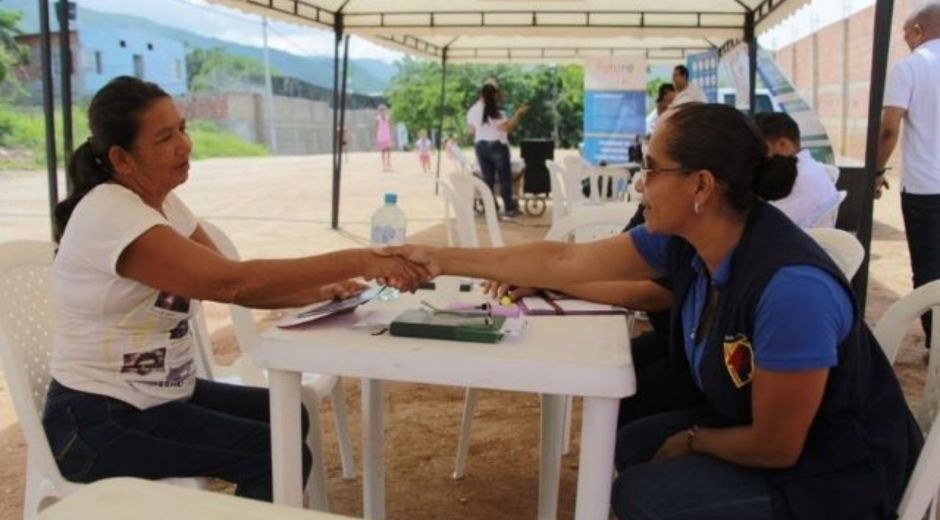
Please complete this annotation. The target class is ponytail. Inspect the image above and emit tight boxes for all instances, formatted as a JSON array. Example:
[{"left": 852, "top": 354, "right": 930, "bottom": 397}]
[
  {"left": 53, "top": 141, "right": 111, "bottom": 242},
  {"left": 753, "top": 154, "right": 798, "bottom": 202},
  {"left": 481, "top": 83, "right": 501, "bottom": 125}
]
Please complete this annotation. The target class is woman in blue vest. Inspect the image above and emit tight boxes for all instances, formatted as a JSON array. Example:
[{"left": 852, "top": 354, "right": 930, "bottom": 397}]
[{"left": 380, "top": 103, "right": 922, "bottom": 518}]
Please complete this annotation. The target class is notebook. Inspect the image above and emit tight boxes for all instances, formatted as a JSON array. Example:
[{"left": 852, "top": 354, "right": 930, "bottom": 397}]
[
  {"left": 277, "top": 285, "right": 386, "bottom": 328},
  {"left": 389, "top": 308, "right": 506, "bottom": 344}
]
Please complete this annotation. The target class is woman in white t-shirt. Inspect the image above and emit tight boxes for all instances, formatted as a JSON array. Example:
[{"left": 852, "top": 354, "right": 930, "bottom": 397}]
[
  {"left": 42, "top": 76, "right": 427, "bottom": 501},
  {"left": 466, "top": 83, "right": 528, "bottom": 217}
]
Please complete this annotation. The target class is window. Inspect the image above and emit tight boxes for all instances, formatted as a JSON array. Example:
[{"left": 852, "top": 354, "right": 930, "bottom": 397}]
[
  {"left": 119, "top": 40, "right": 126, "bottom": 48},
  {"left": 133, "top": 54, "right": 144, "bottom": 78},
  {"left": 147, "top": 43, "right": 153, "bottom": 51},
  {"left": 94, "top": 51, "right": 102, "bottom": 75}
]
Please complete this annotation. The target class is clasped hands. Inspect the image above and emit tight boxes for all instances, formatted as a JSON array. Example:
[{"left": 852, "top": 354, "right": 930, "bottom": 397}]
[{"left": 364, "top": 244, "right": 441, "bottom": 291}]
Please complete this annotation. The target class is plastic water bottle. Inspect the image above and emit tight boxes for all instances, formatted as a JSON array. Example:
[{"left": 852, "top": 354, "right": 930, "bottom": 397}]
[{"left": 370, "top": 192, "right": 407, "bottom": 300}]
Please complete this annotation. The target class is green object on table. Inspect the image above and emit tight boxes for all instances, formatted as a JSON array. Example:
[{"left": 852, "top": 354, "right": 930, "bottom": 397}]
[{"left": 389, "top": 309, "right": 506, "bottom": 343}]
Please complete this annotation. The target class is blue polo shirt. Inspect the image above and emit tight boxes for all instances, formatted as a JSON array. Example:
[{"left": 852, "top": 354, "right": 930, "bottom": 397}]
[{"left": 629, "top": 225, "right": 853, "bottom": 387}]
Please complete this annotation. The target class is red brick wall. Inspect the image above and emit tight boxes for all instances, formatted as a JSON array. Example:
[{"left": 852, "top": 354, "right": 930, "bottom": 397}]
[
  {"left": 772, "top": 0, "right": 922, "bottom": 165},
  {"left": 176, "top": 94, "right": 229, "bottom": 121}
]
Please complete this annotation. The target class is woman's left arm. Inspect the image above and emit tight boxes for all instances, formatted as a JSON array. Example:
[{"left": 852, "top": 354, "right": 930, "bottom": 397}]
[{"left": 658, "top": 368, "right": 828, "bottom": 468}]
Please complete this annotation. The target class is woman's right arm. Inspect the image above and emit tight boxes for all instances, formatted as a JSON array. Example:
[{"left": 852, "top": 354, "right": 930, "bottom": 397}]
[
  {"left": 384, "top": 232, "right": 661, "bottom": 290},
  {"left": 117, "top": 225, "right": 426, "bottom": 309}
]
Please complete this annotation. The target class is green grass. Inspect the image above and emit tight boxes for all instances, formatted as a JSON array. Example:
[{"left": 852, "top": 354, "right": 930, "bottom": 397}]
[{"left": 0, "top": 105, "right": 267, "bottom": 169}]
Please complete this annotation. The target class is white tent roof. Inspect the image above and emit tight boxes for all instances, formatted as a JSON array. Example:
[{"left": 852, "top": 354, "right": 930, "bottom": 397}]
[{"left": 205, "top": 0, "right": 810, "bottom": 63}]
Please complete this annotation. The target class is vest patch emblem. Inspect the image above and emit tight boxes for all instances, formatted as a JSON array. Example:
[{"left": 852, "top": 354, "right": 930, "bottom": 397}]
[{"left": 723, "top": 334, "right": 754, "bottom": 388}]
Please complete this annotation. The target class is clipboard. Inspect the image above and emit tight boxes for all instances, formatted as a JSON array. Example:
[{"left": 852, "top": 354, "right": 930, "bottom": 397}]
[{"left": 277, "top": 285, "right": 386, "bottom": 328}]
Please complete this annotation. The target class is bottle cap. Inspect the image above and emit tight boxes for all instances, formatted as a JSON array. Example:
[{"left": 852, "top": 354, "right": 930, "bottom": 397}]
[{"left": 384, "top": 193, "right": 397, "bottom": 204}]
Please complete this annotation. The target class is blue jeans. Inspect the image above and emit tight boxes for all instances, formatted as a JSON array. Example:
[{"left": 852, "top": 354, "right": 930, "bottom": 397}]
[
  {"left": 612, "top": 408, "right": 773, "bottom": 520},
  {"left": 901, "top": 192, "right": 940, "bottom": 349},
  {"left": 474, "top": 140, "right": 515, "bottom": 213},
  {"left": 42, "top": 378, "right": 312, "bottom": 501}
]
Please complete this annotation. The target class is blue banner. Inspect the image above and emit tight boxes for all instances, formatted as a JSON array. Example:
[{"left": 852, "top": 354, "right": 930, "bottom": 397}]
[{"left": 582, "top": 57, "right": 647, "bottom": 165}]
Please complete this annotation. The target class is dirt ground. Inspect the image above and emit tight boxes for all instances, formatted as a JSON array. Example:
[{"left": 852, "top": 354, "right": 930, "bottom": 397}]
[{"left": 0, "top": 151, "right": 929, "bottom": 519}]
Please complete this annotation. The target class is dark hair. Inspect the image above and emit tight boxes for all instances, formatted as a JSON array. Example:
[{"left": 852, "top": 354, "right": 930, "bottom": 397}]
[
  {"left": 673, "top": 65, "right": 689, "bottom": 79},
  {"left": 656, "top": 83, "right": 676, "bottom": 103},
  {"left": 660, "top": 103, "right": 798, "bottom": 212},
  {"left": 480, "top": 83, "right": 501, "bottom": 125},
  {"left": 53, "top": 76, "right": 170, "bottom": 242},
  {"left": 753, "top": 112, "right": 802, "bottom": 148}
]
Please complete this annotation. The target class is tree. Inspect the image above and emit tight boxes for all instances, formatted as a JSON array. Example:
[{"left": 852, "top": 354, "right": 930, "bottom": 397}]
[
  {"left": 385, "top": 58, "right": 584, "bottom": 148},
  {"left": 185, "top": 47, "right": 269, "bottom": 93},
  {"left": 0, "top": 6, "right": 27, "bottom": 85}
]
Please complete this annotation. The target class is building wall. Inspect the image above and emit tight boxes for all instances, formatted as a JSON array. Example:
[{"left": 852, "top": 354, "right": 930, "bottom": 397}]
[
  {"left": 78, "top": 29, "right": 187, "bottom": 96},
  {"left": 177, "top": 93, "right": 378, "bottom": 156},
  {"left": 772, "top": 0, "right": 921, "bottom": 168}
]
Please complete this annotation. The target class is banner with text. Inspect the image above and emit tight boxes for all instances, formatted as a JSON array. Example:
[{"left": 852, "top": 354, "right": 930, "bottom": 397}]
[{"left": 582, "top": 56, "right": 647, "bottom": 165}]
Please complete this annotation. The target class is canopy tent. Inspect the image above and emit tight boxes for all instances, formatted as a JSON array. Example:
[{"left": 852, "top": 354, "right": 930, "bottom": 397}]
[{"left": 37, "top": 0, "right": 896, "bottom": 312}]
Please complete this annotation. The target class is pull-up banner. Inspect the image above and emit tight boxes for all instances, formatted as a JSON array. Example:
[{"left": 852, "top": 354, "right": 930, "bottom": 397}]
[{"left": 582, "top": 56, "right": 647, "bottom": 165}]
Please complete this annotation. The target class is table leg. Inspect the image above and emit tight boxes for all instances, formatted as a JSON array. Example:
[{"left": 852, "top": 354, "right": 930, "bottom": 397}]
[
  {"left": 269, "top": 369, "right": 304, "bottom": 507},
  {"left": 362, "top": 378, "right": 385, "bottom": 520},
  {"left": 574, "top": 396, "right": 618, "bottom": 520},
  {"left": 539, "top": 394, "right": 566, "bottom": 520}
]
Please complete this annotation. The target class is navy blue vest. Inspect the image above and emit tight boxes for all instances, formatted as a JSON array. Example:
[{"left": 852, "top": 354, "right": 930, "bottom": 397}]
[{"left": 665, "top": 201, "right": 923, "bottom": 519}]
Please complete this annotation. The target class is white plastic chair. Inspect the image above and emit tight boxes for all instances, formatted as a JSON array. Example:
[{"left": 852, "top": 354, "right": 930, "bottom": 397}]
[
  {"left": 587, "top": 166, "right": 632, "bottom": 202},
  {"left": 545, "top": 160, "right": 569, "bottom": 226},
  {"left": 197, "top": 221, "right": 357, "bottom": 510},
  {"left": 872, "top": 280, "right": 940, "bottom": 519},
  {"left": 809, "top": 190, "right": 847, "bottom": 229},
  {"left": 804, "top": 228, "right": 865, "bottom": 280},
  {"left": 0, "top": 241, "right": 207, "bottom": 520},
  {"left": 561, "top": 155, "right": 592, "bottom": 206},
  {"left": 446, "top": 143, "right": 477, "bottom": 175},
  {"left": 438, "top": 172, "right": 504, "bottom": 248}
]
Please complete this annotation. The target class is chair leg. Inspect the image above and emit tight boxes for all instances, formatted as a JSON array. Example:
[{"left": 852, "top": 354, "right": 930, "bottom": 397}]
[
  {"left": 453, "top": 387, "right": 479, "bottom": 480},
  {"left": 330, "top": 379, "right": 356, "bottom": 480},
  {"left": 23, "top": 466, "right": 41, "bottom": 520},
  {"left": 302, "top": 398, "right": 330, "bottom": 511},
  {"left": 562, "top": 395, "right": 573, "bottom": 456}
]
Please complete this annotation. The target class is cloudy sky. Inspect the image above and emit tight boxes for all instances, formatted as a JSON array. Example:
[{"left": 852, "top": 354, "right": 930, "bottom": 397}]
[{"left": 76, "top": 0, "right": 403, "bottom": 62}]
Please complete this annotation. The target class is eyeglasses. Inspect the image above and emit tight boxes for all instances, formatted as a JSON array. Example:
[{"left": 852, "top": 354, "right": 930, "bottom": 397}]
[{"left": 638, "top": 159, "right": 691, "bottom": 182}]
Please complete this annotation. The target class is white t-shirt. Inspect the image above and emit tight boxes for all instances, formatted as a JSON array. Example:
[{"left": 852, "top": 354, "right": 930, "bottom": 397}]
[
  {"left": 51, "top": 183, "right": 200, "bottom": 410},
  {"left": 883, "top": 39, "right": 940, "bottom": 194},
  {"left": 466, "top": 100, "right": 508, "bottom": 144},
  {"left": 772, "top": 149, "right": 840, "bottom": 228},
  {"left": 671, "top": 83, "right": 708, "bottom": 106}
]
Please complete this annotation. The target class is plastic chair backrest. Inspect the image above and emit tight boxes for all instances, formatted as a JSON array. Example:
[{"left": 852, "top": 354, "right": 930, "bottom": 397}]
[
  {"left": 545, "top": 160, "right": 569, "bottom": 224},
  {"left": 872, "top": 280, "right": 940, "bottom": 518},
  {"left": 448, "top": 144, "right": 476, "bottom": 174},
  {"left": 544, "top": 205, "right": 635, "bottom": 243},
  {"left": 810, "top": 190, "right": 847, "bottom": 229},
  {"left": 588, "top": 166, "right": 632, "bottom": 202},
  {"left": 197, "top": 220, "right": 260, "bottom": 357},
  {"left": 804, "top": 228, "right": 865, "bottom": 280},
  {"left": 822, "top": 164, "right": 840, "bottom": 184},
  {"left": 439, "top": 173, "right": 504, "bottom": 248},
  {"left": 0, "top": 240, "right": 65, "bottom": 492},
  {"left": 561, "top": 156, "right": 591, "bottom": 205}
]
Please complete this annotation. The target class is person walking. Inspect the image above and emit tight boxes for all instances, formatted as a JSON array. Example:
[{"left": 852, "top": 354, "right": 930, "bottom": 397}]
[{"left": 876, "top": 1, "right": 940, "bottom": 353}]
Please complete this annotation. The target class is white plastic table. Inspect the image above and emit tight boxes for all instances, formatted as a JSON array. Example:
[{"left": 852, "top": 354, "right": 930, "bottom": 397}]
[
  {"left": 254, "top": 277, "right": 634, "bottom": 520},
  {"left": 37, "top": 477, "right": 356, "bottom": 520}
]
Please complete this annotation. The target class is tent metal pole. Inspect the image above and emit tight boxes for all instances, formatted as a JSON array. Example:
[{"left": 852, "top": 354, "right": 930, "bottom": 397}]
[
  {"left": 434, "top": 48, "right": 448, "bottom": 195},
  {"left": 39, "top": 0, "right": 59, "bottom": 239},
  {"left": 57, "top": 0, "right": 74, "bottom": 193},
  {"left": 854, "top": 0, "right": 895, "bottom": 314},
  {"left": 337, "top": 34, "right": 350, "bottom": 201},
  {"left": 745, "top": 11, "right": 757, "bottom": 116},
  {"left": 330, "top": 14, "right": 344, "bottom": 230}
]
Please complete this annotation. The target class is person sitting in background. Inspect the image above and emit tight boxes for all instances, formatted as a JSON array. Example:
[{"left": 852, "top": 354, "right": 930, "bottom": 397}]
[
  {"left": 754, "top": 112, "right": 841, "bottom": 228},
  {"left": 670, "top": 65, "right": 708, "bottom": 106},
  {"left": 43, "top": 76, "right": 426, "bottom": 502}
]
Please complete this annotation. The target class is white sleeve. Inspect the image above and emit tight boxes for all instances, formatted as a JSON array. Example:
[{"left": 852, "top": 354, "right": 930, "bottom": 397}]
[
  {"left": 66, "top": 186, "right": 168, "bottom": 276},
  {"left": 163, "top": 191, "right": 198, "bottom": 237},
  {"left": 883, "top": 61, "right": 913, "bottom": 110}
]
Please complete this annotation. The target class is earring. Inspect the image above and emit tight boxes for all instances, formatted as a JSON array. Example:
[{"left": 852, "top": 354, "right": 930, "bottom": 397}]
[{"left": 693, "top": 201, "right": 702, "bottom": 215}]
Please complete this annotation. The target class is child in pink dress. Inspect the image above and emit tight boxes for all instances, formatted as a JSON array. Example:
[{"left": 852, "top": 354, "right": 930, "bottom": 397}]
[
  {"left": 415, "top": 129, "right": 433, "bottom": 173},
  {"left": 375, "top": 104, "right": 393, "bottom": 171}
]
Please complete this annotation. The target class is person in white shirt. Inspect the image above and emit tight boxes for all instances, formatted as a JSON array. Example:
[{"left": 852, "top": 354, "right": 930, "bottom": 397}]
[
  {"left": 754, "top": 112, "right": 841, "bottom": 228},
  {"left": 466, "top": 82, "right": 528, "bottom": 217},
  {"left": 670, "top": 65, "right": 708, "bottom": 106},
  {"left": 876, "top": 1, "right": 940, "bottom": 351},
  {"left": 42, "top": 76, "right": 427, "bottom": 501}
]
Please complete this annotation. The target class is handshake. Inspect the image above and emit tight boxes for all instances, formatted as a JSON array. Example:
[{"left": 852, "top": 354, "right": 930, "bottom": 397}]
[{"left": 363, "top": 244, "right": 442, "bottom": 292}]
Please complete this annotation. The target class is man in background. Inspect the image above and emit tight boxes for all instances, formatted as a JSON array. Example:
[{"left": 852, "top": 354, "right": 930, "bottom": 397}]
[
  {"left": 876, "top": 2, "right": 940, "bottom": 352},
  {"left": 670, "top": 65, "right": 708, "bottom": 106}
]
